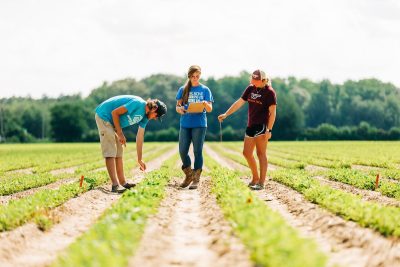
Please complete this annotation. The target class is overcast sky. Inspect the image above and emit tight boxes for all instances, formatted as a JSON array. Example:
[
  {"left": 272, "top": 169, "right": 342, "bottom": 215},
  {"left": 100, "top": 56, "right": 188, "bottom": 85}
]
[{"left": 1, "top": 0, "right": 399, "bottom": 98}]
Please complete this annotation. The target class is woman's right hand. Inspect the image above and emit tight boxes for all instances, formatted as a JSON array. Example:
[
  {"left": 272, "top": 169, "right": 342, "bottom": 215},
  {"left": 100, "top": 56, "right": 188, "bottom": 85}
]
[{"left": 218, "top": 113, "right": 227, "bottom": 122}]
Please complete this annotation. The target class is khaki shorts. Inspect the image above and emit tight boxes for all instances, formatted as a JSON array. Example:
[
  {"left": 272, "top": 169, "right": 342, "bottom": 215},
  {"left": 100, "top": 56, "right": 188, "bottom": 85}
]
[{"left": 95, "top": 114, "right": 123, "bottom": 158}]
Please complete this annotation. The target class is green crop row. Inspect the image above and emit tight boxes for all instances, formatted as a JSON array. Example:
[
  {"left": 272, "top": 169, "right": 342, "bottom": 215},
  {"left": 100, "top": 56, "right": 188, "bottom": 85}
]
[
  {"left": 370, "top": 168, "right": 400, "bottom": 181},
  {"left": 0, "top": 172, "right": 71, "bottom": 196},
  {"left": 268, "top": 150, "right": 350, "bottom": 169},
  {"left": 0, "top": 144, "right": 171, "bottom": 196},
  {"left": 268, "top": 156, "right": 306, "bottom": 169},
  {"left": 275, "top": 143, "right": 398, "bottom": 168},
  {"left": 52, "top": 154, "right": 179, "bottom": 267},
  {"left": 205, "top": 156, "right": 327, "bottom": 267},
  {"left": 270, "top": 169, "right": 400, "bottom": 237},
  {"left": 209, "top": 143, "right": 306, "bottom": 170},
  {"left": 221, "top": 142, "right": 348, "bottom": 169},
  {"left": 0, "top": 144, "right": 101, "bottom": 172},
  {"left": 222, "top": 141, "right": 400, "bottom": 168},
  {"left": 0, "top": 171, "right": 109, "bottom": 231},
  {"left": 210, "top": 143, "right": 306, "bottom": 169},
  {"left": 0, "top": 144, "right": 173, "bottom": 232},
  {"left": 324, "top": 169, "right": 400, "bottom": 199},
  {"left": 0, "top": 142, "right": 158, "bottom": 175}
]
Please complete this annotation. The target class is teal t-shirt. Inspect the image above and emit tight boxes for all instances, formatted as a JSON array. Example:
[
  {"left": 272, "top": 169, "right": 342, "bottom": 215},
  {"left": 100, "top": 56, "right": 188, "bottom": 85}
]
[
  {"left": 176, "top": 84, "right": 213, "bottom": 128},
  {"left": 95, "top": 95, "right": 149, "bottom": 129}
]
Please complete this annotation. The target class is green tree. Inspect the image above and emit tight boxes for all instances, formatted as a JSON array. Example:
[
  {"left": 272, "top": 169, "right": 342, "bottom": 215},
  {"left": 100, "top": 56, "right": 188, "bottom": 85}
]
[
  {"left": 273, "top": 92, "right": 304, "bottom": 140},
  {"left": 50, "top": 102, "right": 89, "bottom": 142}
]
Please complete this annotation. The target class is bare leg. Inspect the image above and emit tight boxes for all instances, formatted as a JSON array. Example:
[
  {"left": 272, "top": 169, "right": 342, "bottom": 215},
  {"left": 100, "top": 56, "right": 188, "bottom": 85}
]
[
  {"left": 243, "top": 137, "right": 258, "bottom": 184},
  {"left": 105, "top": 157, "right": 119, "bottom": 185},
  {"left": 115, "top": 157, "right": 126, "bottom": 185},
  {"left": 255, "top": 135, "right": 268, "bottom": 185}
]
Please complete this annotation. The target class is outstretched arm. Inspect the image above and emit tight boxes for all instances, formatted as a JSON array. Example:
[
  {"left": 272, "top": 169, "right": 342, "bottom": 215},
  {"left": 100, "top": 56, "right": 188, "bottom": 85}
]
[
  {"left": 218, "top": 98, "right": 246, "bottom": 122},
  {"left": 136, "top": 127, "right": 146, "bottom": 171}
]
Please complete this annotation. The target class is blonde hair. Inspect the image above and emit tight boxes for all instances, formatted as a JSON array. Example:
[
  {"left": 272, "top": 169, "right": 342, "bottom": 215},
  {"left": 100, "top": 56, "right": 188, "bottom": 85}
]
[
  {"left": 250, "top": 70, "right": 272, "bottom": 87},
  {"left": 182, "top": 65, "right": 201, "bottom": 104},
  {"left": 264, "top": 74, "right": 272, "bottom": 87}
]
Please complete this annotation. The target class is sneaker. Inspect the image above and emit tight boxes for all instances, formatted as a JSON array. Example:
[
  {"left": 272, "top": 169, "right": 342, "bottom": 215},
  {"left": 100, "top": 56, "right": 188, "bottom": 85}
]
[
  {"left": 250, "top": 184, "right": 265, "bottom": 191},
  {"left": 122, "top": 182, "right": 136, "bottom": 189},
  {"left": 248, "top": 182, "right": 257, "bottom": 187},
  {"left": 111, "top": 185, "right": 127, "bottom": 193}
]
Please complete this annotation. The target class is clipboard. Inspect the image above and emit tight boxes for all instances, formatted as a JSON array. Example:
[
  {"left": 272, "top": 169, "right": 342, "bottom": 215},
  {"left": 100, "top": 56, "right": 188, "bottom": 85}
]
[{"left": 186, "top": 102, "right": 205, "bottom": 113}]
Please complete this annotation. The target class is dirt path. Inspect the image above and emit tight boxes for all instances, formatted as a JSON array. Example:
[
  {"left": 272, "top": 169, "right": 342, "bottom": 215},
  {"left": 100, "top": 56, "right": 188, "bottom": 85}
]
[
  {"left": 0, "top": 147, "right": 178, "bottom": 267},
  {"left": 49, "top": 166, "right": 77, "bottom": 176},
  {"left": 352, "top": 164, "right": 381, "bottom": 172},
  {"left": 128, "top": 174, "right": 252, "bottom": 267},
  {"left": 5, "top": 167, "right": 34, "bottom": 175},
  {"left": 305, "top": 164, "right": 328, "bottom": 172},
  {"left": 205, "top": 145, "right": 400, "bottom": 267}
]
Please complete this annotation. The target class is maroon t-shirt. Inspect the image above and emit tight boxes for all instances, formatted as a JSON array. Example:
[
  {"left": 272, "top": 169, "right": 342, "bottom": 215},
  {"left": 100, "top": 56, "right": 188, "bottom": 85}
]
[{"left": 241, "top": 85, "right": 277, "bottom": 127}]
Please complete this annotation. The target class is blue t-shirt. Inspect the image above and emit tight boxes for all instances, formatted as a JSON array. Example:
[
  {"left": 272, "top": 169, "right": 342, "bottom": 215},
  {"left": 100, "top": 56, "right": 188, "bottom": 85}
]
[
  {"left": 176, "top": 84, "right": 213, "bottom": 128},
  {"left": 95, "top": 95, "right": 149, "bottom": 129}
]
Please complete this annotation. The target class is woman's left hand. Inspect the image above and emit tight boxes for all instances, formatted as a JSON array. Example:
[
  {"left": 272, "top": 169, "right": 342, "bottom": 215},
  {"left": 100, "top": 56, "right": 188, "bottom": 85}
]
[{"left": 266, "top": 132, "right": 272, "bottom": 140}]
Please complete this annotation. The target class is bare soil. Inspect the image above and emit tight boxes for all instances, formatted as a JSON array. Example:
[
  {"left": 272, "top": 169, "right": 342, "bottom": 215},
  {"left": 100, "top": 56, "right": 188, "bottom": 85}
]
[
  {"left": 128, "top": 176, "right": 252, "bottom": 267},
  {"left": 5, "top": 167, "right": 34, "bottom": 175},
  {"left": 49, "top": 166, "right": 77, "bottom": 176},
  {"left": 352, "top": 164, "right": 382, "bottom": 171},
  {"left": 305, "top": 164, "right": 328, "bottom": 172}
]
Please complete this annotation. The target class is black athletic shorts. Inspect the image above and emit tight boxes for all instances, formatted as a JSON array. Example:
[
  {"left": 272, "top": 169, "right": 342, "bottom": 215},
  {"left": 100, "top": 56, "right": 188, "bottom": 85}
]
[{"left": 245, "top": 124, "right": 266, "bottom": 138}]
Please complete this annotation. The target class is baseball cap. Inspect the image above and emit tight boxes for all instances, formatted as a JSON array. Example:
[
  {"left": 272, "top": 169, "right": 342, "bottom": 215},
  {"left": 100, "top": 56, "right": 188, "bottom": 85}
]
[
  {"left": 155, "top": 99, "right": 167, "bottom": 122},
  {"left": 251, "top": 69, "right": 267, "bottom": 81}
]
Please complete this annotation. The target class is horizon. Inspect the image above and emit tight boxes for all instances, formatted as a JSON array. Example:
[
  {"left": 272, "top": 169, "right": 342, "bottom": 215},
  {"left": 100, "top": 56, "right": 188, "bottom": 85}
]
[{"left": 0, "top": 71, "right": 397, "bottom": 100}]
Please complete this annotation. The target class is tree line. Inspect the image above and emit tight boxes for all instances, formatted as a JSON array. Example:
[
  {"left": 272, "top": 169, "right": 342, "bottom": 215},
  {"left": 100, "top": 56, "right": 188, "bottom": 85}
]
[{"left": 0, "top": 72, "right": 399, "bottom": 143}]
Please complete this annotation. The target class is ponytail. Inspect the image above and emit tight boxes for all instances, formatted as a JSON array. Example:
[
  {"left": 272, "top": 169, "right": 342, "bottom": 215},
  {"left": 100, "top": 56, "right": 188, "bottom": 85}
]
[{"left": 182, "top": 65, "right": 201, "bottom": 104}]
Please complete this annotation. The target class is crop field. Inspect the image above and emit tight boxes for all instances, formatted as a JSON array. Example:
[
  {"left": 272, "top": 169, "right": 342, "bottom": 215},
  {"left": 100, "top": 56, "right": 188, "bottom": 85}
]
[{"left": 0, "top": 141, "right": 399, "bottom": 267}]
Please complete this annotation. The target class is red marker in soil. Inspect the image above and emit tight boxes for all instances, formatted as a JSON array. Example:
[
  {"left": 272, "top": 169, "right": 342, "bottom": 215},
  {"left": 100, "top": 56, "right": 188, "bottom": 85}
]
[
  {"left": 80, "top": 175, "right": 84, "bottom": 187},
  {"left": 375, "top": 173, "right": 380, "bottom": 190}
]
